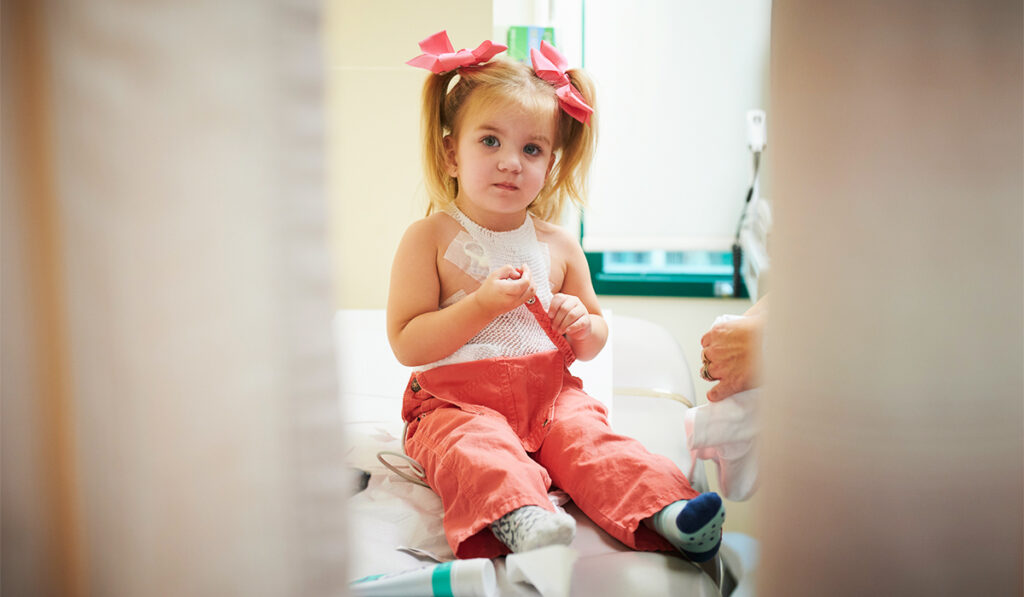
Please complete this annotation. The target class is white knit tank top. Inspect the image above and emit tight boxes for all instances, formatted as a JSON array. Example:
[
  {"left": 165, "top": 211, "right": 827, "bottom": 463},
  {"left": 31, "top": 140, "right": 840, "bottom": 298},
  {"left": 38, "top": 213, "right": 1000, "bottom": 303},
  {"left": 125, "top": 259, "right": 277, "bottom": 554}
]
[{"left": 420, "top": 208, "right": 557, "bottom": 370}]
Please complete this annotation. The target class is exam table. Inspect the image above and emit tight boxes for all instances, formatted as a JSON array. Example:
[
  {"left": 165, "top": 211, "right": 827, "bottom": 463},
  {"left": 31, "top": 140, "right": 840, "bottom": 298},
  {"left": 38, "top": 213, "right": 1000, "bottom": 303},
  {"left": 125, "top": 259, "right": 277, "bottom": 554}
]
[{"left": 336, "top": 310, "right": 758, "bottom": 596}]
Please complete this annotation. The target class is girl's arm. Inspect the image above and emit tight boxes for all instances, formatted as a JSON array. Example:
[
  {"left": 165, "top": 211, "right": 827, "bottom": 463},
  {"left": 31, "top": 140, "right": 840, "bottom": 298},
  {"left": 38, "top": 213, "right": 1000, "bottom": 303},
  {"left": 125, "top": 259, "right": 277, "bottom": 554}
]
[
  {"left": 386, "top": 219, "right": 536, "bottom": 367},
  {"left": 549, "top": 230, "right": 608, "bottom": 361}
]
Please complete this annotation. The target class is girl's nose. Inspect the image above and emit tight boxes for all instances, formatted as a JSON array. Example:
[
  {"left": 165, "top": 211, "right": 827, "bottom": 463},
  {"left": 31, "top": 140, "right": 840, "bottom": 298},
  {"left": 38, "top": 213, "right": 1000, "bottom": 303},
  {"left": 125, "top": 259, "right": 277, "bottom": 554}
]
[{"left": 497, "top": 150, "right": 522, "bottom": 173}]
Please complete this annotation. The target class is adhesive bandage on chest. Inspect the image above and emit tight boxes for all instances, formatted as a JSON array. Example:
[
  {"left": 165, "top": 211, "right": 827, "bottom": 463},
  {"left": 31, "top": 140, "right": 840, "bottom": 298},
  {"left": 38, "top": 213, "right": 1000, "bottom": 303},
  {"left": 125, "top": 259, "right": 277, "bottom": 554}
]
[{"left": 443, "top": 231, "right": 491, "bottom": 283}]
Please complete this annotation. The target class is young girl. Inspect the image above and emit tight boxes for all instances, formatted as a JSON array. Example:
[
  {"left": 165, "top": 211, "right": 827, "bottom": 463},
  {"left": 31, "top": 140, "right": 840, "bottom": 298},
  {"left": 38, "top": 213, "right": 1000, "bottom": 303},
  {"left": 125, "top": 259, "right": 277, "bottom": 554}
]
[{"left": 387, "top": 30, "right": 725, "bottom": 561}]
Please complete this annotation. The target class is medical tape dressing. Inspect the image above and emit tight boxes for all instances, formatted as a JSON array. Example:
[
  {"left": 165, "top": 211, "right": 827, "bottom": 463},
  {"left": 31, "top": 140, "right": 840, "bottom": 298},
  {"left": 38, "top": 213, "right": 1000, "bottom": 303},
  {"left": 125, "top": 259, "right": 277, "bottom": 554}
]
[{"left": 443, "top": 231, "right": 490, "bottom": 283}]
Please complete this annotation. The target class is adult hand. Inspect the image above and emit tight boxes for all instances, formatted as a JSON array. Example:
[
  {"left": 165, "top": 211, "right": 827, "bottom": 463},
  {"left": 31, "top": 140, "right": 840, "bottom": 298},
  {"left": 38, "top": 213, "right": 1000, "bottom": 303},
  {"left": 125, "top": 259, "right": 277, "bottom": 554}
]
[{"left": 700, "top": 314, "right": 764, "bottom": 402}]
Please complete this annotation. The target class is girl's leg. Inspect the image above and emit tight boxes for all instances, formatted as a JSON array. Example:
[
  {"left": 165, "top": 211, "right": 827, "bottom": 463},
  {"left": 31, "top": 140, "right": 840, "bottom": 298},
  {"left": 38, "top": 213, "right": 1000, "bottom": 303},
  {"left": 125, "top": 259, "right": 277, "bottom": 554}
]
[
  {"left": 535, "top": 383, "right": 723, "bottom": 557},
  {"left": 405, "top": 407, "right": 571, "bottom": 558}
]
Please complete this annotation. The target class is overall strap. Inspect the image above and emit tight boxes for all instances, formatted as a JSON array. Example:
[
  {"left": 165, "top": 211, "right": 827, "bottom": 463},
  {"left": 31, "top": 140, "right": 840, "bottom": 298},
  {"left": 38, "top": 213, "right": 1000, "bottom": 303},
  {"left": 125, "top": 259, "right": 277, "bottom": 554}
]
[{"left": 524, "top": 296, "right": 576, "bottom": 369}]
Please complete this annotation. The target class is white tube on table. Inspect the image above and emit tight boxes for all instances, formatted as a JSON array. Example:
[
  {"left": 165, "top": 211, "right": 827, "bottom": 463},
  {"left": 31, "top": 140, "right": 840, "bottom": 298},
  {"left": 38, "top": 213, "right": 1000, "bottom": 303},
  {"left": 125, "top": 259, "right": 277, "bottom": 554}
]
[{"left": 350, "top": 558, "right": 497, "bottom": 597}]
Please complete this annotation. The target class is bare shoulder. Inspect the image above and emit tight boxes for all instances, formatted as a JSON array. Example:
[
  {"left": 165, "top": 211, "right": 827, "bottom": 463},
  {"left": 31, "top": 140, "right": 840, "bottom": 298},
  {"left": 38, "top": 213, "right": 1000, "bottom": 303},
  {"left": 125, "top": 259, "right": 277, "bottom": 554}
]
[
  {"left": 389, "top": 213, "right": 455, "bottom": 326},
  {"left": 400, "top": 211, "right": 459, "bottom": 246},
  {"left": 533, "top": 218, "right": 582, "bottom": 255}
]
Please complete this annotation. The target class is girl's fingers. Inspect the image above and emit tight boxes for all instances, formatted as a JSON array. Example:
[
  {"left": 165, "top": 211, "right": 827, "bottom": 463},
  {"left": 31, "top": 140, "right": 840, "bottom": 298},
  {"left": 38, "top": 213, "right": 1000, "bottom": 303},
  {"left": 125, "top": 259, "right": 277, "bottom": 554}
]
[
  {"left": 500, "top": 265, "right": 521, "bottom": 280},
  {"left": 551, "top": 310, "right": 566, "bottom": 333},
  {"left": 567, "top": 306, "right": 587, "bottom": 334},
  {"left": 566, "top": 315, "right": 588, "bottom": 336},
  {"left": 547, "top": 294, "right": 565, "bottom": 320},
  {"left": 502, "top": 275, "right": 532, "bottom": 303},
  {"left": 557, "top": 307, "right": 584, "bottom": 335}
]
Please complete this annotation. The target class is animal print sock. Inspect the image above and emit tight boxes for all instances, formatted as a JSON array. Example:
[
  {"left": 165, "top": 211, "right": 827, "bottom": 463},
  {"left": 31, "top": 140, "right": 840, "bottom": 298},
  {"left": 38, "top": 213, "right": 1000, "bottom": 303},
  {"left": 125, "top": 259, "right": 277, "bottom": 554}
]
[{"left": 490, "top": 505, "right": 576, "bottom": 553}]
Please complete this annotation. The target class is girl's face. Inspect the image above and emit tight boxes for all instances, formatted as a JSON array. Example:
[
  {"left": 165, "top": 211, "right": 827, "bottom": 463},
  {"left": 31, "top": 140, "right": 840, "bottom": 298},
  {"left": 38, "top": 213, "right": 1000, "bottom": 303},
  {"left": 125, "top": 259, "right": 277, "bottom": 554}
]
[{"left": 445, "top": 98, "right": 558, "bottom": 231}]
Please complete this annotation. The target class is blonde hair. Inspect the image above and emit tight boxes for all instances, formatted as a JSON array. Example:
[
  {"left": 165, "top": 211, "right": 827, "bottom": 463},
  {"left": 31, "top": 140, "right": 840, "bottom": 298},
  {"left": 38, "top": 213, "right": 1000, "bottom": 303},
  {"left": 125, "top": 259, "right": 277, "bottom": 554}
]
[{"left": 418, "top": 58, "right": 597, "bottom": 223}]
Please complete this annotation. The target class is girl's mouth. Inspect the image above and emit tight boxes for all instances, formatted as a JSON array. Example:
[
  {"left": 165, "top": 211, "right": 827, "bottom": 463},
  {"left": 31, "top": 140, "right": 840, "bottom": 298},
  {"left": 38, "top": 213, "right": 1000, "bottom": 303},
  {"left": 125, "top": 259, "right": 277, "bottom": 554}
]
[{"left": 494, "top": 183, "right": 518, "bottom": 191}]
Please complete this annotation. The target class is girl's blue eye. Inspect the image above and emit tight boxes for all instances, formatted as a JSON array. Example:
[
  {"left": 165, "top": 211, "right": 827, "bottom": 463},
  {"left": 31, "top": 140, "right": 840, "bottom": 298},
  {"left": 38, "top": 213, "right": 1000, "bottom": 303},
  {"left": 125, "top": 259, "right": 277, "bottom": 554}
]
[
  {"left": 482, "top": 136, "right": 499, "bottom": 147},
  {"left": 524, "top": 144, "right": 543, "bottom": 156}
]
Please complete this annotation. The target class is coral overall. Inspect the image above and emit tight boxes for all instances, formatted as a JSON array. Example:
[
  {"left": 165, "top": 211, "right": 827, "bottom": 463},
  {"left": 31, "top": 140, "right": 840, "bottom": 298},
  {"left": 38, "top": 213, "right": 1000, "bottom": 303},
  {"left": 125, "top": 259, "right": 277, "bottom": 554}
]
[{"left": 401, "top": 210, "right": 699, "bottom": 559}]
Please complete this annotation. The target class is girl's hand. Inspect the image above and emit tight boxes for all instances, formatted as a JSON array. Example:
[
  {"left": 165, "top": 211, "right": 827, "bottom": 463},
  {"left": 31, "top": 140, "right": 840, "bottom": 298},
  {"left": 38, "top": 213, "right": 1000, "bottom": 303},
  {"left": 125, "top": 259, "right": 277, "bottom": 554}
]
[
  {"left": 548, "top": 292, "right": 591, "bottom": 340},
  {"left": 473, "top": 264, "right": 535, "bottom": 318}
]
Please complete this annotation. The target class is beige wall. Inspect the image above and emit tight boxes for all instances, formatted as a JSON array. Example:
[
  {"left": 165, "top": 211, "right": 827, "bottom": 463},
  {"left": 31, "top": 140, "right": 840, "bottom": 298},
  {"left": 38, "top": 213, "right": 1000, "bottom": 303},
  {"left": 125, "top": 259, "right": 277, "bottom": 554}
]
[{"left": 325, "top": 2, "right": 493, "bottom": 309}]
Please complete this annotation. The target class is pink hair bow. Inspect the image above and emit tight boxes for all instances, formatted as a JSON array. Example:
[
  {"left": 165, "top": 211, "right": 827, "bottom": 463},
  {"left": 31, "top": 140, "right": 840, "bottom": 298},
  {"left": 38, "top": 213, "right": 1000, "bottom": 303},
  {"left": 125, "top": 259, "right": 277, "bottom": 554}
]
[
  {"left": 407, "top": 30, "right": 506, "bottom": 74},
  {"left": 530, "top": 41, "right": 593, "bottom": 125}
]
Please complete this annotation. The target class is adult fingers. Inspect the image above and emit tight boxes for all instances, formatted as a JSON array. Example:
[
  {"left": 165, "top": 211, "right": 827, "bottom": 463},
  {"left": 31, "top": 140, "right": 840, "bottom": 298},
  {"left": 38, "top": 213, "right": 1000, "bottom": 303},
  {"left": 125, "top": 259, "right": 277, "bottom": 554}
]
[
  {"left": 701, "top": 323, "right": 724, "bottom": 347},
  {"left": 707, "top": 378, "right": 739, "bottom": 402},
  {"left": 706, "top": 359, "right": 721, "bottom": 379}
]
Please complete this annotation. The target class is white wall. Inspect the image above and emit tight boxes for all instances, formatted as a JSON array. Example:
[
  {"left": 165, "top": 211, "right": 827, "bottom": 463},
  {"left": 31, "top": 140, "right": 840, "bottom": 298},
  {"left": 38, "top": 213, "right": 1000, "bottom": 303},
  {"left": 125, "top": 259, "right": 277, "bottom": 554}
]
[{"left": 583, "top": 1, "right": 773, "bottom": 252}]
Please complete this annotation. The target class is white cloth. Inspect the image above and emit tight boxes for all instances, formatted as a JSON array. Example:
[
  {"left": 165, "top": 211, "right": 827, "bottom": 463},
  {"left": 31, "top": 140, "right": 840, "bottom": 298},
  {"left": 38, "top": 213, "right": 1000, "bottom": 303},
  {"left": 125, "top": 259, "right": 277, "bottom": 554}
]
[
  {"left": 423, "top": 208, "right": 556, "bottom": 370},
  {"left": 684, "top": 389, "right": 760, "bottom": 502},
  {"left": 684, "top": 316, "right": 761, "bottom": 501}
]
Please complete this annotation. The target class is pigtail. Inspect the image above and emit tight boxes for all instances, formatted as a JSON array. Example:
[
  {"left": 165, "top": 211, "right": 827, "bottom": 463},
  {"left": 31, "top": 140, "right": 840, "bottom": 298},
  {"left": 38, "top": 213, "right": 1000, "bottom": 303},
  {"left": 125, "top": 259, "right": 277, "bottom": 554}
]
[
  {"left": 533, "top": 68, "right": 597, "bottom": 223},
  {"left": 420, "top": 71, "right": 460, "bottom": 215}
]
